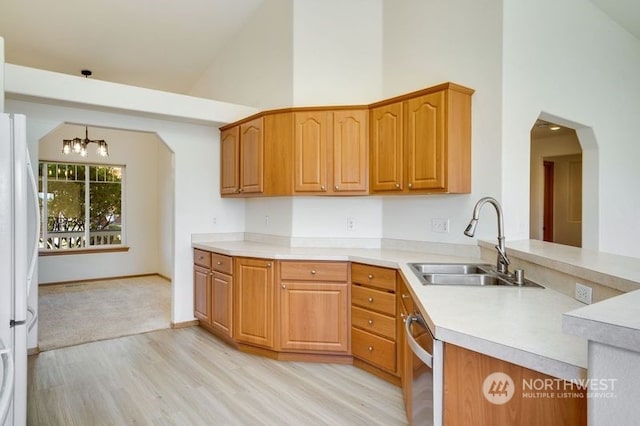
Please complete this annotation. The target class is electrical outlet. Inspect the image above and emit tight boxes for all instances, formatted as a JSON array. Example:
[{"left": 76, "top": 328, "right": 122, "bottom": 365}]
[
  {"left": 431, "top": 218, "right": 450, "bottom": 233},
  {"left": 213, "top": 217, "right": 217, "bottom": 225},
  {"left": 347, "top": 217, "right": 356, "bottom": 231},
  {"left": 575, "top": 283, "right": 592, "bottom": 304}
]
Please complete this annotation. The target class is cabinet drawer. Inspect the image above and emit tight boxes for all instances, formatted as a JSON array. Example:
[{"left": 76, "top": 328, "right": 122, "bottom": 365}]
[
  {"left": 212, "top": 253, "right": 233, "bottom": 275},
  {"left": 352, "top": 284, "right": 396, "bottom": 316},
  {"left": 194, "top": 249, "right": 211, "bottom": 268},
  {"left": 351, "top": 263, "right": 396, "bottom": 292},
  {"left": 352, "top": 327, "right": 396, "bottom": 372},
  {"left": 352, "top": 306, "right": 396, "bottom": 340},
  {"left": 280, "top": 261, "right": 348, "bottom": 282}
]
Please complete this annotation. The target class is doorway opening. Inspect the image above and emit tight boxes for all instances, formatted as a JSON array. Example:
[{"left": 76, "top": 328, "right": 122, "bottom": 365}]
[
  {"left": 530, "top": 119, "right": 582, "bottom": 247},
  {"left": 36, "top": 123, "right": 175, "bottom": 350}
]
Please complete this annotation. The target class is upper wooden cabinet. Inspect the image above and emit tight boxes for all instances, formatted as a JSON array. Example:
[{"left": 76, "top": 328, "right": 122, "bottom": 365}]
[
  {"left": 294, "top": 109, "right": 368, "bottom": 195},
  {"left": 370, "top": 83, "right": 473, "bottom": 194},
  {"left": 220, "top": 114, "right": 293, "bottom": 197},
  {"left": 220, "top": 117, "right": 264, "bottom": 195},
  {"left": 219, "top": 82, "right": 472, "bottom": 197}
]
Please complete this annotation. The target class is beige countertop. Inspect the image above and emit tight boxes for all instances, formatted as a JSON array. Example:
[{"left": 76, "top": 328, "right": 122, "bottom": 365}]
[
  {"left": 193, "top": 239, "right": 589, "bottom": 382},
  {"left": 563, "top": 289, "right": 640, "bottom": 353}
]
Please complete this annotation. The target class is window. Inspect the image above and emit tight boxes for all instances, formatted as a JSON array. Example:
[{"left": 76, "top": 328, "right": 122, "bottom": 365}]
[{"left": 39, "top": 161, "right": 125, "bottom": 251}]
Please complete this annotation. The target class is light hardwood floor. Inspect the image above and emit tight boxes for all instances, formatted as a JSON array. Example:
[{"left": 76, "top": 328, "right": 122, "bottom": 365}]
[{"left": 28, "top": 327, "right": 408, "bottom": 425}]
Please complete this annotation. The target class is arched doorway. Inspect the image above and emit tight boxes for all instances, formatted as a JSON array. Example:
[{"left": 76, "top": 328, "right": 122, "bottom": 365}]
[{"left": 530, "top": 119, "right": 582, "bottom": 247}]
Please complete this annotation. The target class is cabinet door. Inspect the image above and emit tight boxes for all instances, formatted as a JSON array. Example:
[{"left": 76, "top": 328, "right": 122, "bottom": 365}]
[
  {"left": 280, "top": 282, "right": 349, "bottom": 352},
  {"left": 294, "top": 111, "right": 331, "bottom": 193},
  {"left": 405, "top": 91, "right": 445, "bottom": 191},
  {"left": 333, "top": 110, "right": 368, "bottom": 192},
  {"left": 212, "top": 271, "right": 233, "bottom": 338},
  {"left": 220, "top": 126, "right": 240, "bottom": 195},
  {"left": 234, "top": 258, "right": 275, "bottom": 348},
  {"left": 194, "top": 264, "right": 211, "bottom": 325},
  {"left": 370, "top": 102, "right": 404, "bottom": 191},
  {"left": 239, "top": 118, "right": 264, "bottom": 194}
]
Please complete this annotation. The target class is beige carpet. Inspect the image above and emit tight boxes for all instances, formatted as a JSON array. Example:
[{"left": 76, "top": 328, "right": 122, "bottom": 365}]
[{"left": 38, "top": 275, "right": 171, "bottom": 351}]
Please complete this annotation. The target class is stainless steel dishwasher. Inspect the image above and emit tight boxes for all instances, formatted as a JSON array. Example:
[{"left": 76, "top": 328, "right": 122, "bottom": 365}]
[{"left": 405, "top": 312, "right": 444, "bottom": 426}]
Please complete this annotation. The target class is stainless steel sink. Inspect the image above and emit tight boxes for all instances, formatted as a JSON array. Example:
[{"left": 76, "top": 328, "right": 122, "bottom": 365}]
[
  {"left": 421, "top": 273, "right": 504, "bottom": 286},
  {"left": 412, "top": 263, "right": 492, "bottom": 275},
  {"left": 409, "top": 263, "right": 543, "bottom": 288}
]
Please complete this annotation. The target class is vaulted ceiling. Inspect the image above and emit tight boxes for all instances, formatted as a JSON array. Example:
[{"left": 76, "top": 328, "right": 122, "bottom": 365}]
[
  {"left": 0, "top": 0, "right": 638, "bottom": 96},
  {"left": 0, "top": 0, "right": 264, "bottom": 94}
]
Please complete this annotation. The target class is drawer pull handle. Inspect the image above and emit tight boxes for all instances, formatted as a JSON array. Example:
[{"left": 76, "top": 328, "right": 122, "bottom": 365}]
[
  {"left": 367, "top": 274, "right": 374, "bottom": 280},
  {"left": 368, "top": 297, "right": 374, "bottom": 303},
  {"left": 311, "top": 270, "right": 316, "bottom": 275},
  {"left": 368, "top": 346, "right": 374, "bottom": 352},
  {"left": 401, "top": 294, "right": 409, "bottom": 299},
  {"left": 368, "top": 319, "right": 373, "bottom": 325}
]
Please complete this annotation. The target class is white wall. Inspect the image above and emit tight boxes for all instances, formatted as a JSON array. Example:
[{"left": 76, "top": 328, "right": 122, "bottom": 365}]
[
  {"left": 381, "top": 0, "right": 504, "bottom": 245},
  {"left": 292, "top": 0, "right": 383, "bottom": 105},
  {"left": 157, "top": 140, "right": 174, "bottom": 279},
  {"left": 37, "top": 125, "right": 163, "bottom": 284},
  {"left": 189, "top": 0, "right": 294, "bottom": 109},
  {"left": 502, "top": 0, "right": 640, "bottom": 257}
]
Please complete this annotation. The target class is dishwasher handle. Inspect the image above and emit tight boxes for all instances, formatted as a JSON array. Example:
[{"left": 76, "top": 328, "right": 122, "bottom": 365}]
[{"left": 404, "top": 313, "right": 433, "bottom": 368}]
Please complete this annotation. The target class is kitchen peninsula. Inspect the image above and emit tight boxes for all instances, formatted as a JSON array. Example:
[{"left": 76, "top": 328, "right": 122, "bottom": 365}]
[{"left": 189, "top": 236, "right": 640, "bottom": 424}]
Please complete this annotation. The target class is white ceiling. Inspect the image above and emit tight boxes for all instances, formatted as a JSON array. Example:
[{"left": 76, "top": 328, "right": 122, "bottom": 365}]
[
  {"left": 590, "top": 0, "right": 640, "bottom": 40},
  {"left": 0, "top": 0, "right": 639, "bottom": 96},
  {"left": 0, "top": 0, "right": 264, "bottom": 94}
]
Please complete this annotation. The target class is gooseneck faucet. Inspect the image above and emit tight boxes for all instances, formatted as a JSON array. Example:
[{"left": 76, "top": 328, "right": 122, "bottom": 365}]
[{"left": 464, "top": 197, "right": 511, "bottom": 274}]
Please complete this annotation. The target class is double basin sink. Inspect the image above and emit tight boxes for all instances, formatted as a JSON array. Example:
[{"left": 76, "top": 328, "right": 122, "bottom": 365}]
[{"left": 410, "top": 263, "right": 543, "bottom": 288}]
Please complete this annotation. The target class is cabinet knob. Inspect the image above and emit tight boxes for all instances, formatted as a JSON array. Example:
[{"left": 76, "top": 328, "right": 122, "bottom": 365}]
[
  {"left": 321, "top": 185, "right": 326, "bottom": 191},
  {"left": 334, "top": 185, "right": 339, "bottom": 190},
  {"left": 368, "top": 346, "right": 374, "bottom": 352},
  {"left": 311, "top": 270, "right": 316, "bottom": 275},
  {"left": 368, "top": 319, "right": 373, "bottom": 325},
  {"left": 217, "top": 261, "right": 222, "bottom": 265},
  {"left": 408, "top": 183, "right": 413, "bottom": 188},
  {"left": 400, "top": 313, "right": 407, "bottom": 323},
  {"left": 367, "top": 274, "right": 374, "bottom": 280},
  {"left": 267, "top": 262, "right": 272, "bottom": 268},
  {"left": 281, "top": 284, "right": 286, "bottom": 289},
  {"left": 367, "top": 297, "right": 374, "bottom": 303},
  {"left": 238, "top": 188, "right": 243, "bottom": 193},
  {"left": 401, "top": 294, "right": 409, "bottom": 299},
  {"left": 395, "top": 183, "right": 400, "bottom": 188}
]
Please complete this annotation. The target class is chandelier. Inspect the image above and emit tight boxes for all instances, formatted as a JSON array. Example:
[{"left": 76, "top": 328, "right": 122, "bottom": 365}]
[{"left": 62, "top": 126, "right": 109, "bottom": 157}]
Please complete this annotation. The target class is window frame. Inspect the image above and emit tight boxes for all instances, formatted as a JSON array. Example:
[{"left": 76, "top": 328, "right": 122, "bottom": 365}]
[{"left": 38, "top": 160, "right": 127, "bottom": 254}]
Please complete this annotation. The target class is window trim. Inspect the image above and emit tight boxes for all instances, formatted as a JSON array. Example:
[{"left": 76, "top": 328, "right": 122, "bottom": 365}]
[
  {"left": 39, "top": 246, "right": 130, "bottom": 256},
  {"left": 39, "top": 160, "right": 126, "bottom": 252}
]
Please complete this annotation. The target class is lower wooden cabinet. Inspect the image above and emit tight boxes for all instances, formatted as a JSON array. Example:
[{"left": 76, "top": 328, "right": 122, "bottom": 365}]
[
  {"left": 279, "top": 261, "right": 350, "bottom": 353},
  {"left": 193, "top": 249, "right": 212, "bottom": 325},
  {"left": 211, "top": 271, "right": 233, "bottom": 338},
  {"left": 193, "top": 264, "right": 211, "bottom": 325},
  {"left": 350, "top": 263, "right": 398, "bottom": 379},
  {"left": 233, "top": 257, "right": 275, "bottom": 349}
]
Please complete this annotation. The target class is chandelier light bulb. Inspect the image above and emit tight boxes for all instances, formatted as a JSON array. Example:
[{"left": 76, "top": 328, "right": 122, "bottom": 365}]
[{"left": 61, "top": 125, "right": 110, "bottom": 158}]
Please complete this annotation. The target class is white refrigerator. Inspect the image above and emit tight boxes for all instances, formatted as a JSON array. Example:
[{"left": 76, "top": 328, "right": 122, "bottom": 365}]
[{"left": 0, "top": 113, "right": 39, "bottom": 426}]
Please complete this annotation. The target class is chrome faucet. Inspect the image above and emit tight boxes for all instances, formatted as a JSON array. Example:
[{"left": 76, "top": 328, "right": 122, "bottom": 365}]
[{"left": 464, "top": 197, "right": 511, "bottom": 274}]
